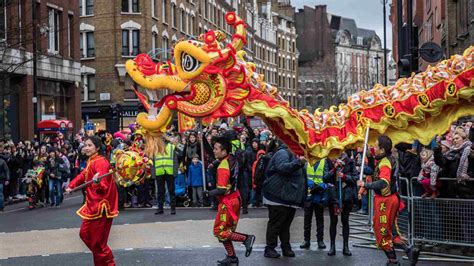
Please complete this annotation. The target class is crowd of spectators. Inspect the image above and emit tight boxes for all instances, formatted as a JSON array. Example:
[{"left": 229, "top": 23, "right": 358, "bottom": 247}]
[{"left": 0, "top": 118, "right": 473, "bottom": 215}]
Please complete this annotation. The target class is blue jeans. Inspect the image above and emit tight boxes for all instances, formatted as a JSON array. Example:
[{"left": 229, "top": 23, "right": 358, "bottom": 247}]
[
  {"left": 48, "top": 179, "right": 63, "bottom": 206},
  {"left": 0, "top": 183, "right": 4, "bottom": 209},
  {"left": 361, "top": 193, "right": 368, "bottom": 214}
]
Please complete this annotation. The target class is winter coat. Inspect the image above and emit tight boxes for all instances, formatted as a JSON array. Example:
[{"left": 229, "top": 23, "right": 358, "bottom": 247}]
[
  {"left": 396, "top": 143, "right": 421, "bottom": 178},
  {"left": 263, "top": 145, "right": 306, "bottom": 206},
  {"left": 324, "top": 158, "right": 359, "bottom": 205},
  {"left": 187, "top": 161, "right": 204, "bottom": 187}
]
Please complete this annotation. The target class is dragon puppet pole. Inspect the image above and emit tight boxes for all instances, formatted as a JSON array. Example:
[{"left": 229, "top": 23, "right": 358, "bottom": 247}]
[
  {"left": 66, "top": 170, "right": 114, "bottom": 194},
  {"left": 198, "top": 118, "right": 207, "bottom": 192},
  {"left": 358, "top": 126, "right": 370, "bottom": 181}
]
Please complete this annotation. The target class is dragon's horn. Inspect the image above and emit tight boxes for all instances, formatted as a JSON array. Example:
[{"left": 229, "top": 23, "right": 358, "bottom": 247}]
[{"left": 224, "top": 12, "right": 247, "bottom": 53}]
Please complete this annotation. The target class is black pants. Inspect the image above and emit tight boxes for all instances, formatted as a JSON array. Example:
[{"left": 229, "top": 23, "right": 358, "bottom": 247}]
[
  {"left": 328, "top": 202, "right": 353, "bottom": 244},
  {"left": 303, "top": 202, "right": 325, "bottom": 242},
  {"left": 157, "top": 174, "right": 176, "bottom": 209},
  {"left": 138, "top": 179, "right": 151, "bottom": 205},
  {"left": 266, "top": 205, "right": 296, "bottom": 249}
]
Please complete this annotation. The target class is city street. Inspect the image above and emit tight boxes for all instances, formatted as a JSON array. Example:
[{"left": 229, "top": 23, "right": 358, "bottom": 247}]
[{"left": 0, "top": 193, "right": 468, "bottom": 266}]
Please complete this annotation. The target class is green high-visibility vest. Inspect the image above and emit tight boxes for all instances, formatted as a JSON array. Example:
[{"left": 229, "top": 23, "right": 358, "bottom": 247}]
[
  {"left": 155, "top": 143, "right": 175, "bottom": 176},
  {"left": 231, "top": 140, "right": 242, "bottom": 153},
  {"left": 307, "top": 158, "right": 326, "bottom": 185}
]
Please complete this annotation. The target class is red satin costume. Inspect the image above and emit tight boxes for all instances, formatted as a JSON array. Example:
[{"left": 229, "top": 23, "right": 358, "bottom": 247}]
[
  {"left": 213, "top": 156, "right": 248, "bottom": 257},
  {"left": 69, "top": 154, "right": 118, "bottom": 266}
]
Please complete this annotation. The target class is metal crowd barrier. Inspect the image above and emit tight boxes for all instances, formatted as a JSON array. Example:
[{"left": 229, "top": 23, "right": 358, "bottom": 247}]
[
  {"left": 351, "top": 176, "right": 474, "bottom": 262},
  {"left": 410, "top": 177, "right": 474, "bottom": 248}
]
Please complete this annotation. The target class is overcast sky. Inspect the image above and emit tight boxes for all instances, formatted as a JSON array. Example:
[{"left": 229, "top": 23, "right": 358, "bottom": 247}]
[{"left": 292, "top": 0, "right": 393, "bottom": 53}]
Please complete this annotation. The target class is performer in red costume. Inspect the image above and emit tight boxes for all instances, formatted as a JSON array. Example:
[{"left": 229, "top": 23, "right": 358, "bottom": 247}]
[
  {"left": 66, "top": 136, "right": 118, "bottom": 266},
  {"left": 358, "top": 135, "right": 419, "bottom": 266},
  {"left": 204, "top": 135, "right": 256, "bottom": 266}
]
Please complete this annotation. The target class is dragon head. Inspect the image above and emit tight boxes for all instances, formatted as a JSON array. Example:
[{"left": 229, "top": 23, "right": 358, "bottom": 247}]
[{"left": 125, "top": 12, "right": 253, "bottom": 155}]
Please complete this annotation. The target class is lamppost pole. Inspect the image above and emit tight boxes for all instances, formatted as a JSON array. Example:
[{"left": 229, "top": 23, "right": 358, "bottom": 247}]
[
  {"left": 375, "top": 55, "right": 381, "bottom": 84},
  {"left": 382, "top": 0, "right": 388, "bottom": 86},
  {"left": 32, "top": 0, "right": 38, "bottom": 140}
]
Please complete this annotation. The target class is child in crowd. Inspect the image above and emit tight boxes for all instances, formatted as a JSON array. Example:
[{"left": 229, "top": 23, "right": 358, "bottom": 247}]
[
  {"left": 187, "top": 154, "right": 204, "bottom": 206},
  {"left": 417, "top": 148, "right": 441, "bottom": 198}
]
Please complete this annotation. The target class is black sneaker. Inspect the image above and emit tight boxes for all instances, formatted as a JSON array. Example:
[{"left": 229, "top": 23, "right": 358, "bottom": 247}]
[
  {"left": 407, "top": 246, "right": 420, "bottom": 266},
  {"left": 300, "top": 241, "right": 310, "bottom": 249},
  {"left": 217, "top": 255, "right": 239, "bottom": 265},
  {"left": 155, "top": 209, "right": 164, "bottom": 215},
  {"left": 243, "top": 235, "right": 255, "bottom": 257},
  {"left": 282, "top": 248, "right": 295, "bottom": 257},
  {"left": 264, "top": 247, "right": 281, "bottom": 258},
  {"left": 317, "top": 241, "right": 326, "bottom": 249},
  {"left": 242, "top": 208, "right": 248, "bottom": 214},
  {"left": 170, "top": 208, "right": 176, "bottom": 215}
]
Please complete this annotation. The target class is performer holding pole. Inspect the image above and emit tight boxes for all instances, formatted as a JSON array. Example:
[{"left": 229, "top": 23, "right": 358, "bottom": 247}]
[
  {"left": 203, "top": 135, "right": 255, "bottom": 265},
  {"left": 66, "top": 136, "right": 118, "bottom": 266},
  {"left": 357, "top": 135, "right": 419, "bottom": 266}
]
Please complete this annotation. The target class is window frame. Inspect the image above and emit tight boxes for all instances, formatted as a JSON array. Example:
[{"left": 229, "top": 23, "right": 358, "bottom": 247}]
[
  {"left": 80, "top": 31, "right": 95, "bottom": 59},
  {"left": 162, "top": 0, "right": 168, "bottom": 23},
  {"left": 48, "top": 8, "right": 60, "bottom": 54},
  {"left": 122, "top": 28, "right": 140, "bottom": 57},
  {"left": 122, "top": 0, "right": 140, "bottom": 14},
  {"left": 82, "top": 74, "right": 97, "bottom": 102}
]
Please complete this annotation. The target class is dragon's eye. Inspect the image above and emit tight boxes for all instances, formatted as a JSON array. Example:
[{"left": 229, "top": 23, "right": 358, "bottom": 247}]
[{"left": 181, "top": 53, "right": 200, "bottom": 73}]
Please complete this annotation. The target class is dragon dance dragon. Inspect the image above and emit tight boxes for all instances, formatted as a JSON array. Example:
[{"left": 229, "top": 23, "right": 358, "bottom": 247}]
[{"left": 125, "top": 12, "right": 474, "bottom": 164}]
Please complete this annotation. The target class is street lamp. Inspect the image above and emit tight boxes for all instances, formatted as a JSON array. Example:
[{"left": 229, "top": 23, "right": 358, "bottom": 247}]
[
  {"left": 381, "top": 0, "right": 388, "bottom": 86},
  {"left": 374, "top": 55, "right": 381, "bottom": 84}
]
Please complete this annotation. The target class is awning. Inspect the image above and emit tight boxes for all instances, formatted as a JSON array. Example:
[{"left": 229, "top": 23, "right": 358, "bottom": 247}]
[{"left": 37, "top": 120, "right": 74, "bottom": 133}]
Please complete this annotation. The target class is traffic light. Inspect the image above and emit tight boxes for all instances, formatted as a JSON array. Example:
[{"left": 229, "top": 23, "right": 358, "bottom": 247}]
[{"left": 110, "top": 104, "right": 122, "bottom": 120}]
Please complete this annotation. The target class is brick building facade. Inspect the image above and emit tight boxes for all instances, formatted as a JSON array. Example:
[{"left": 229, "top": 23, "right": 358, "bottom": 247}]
[
  {"left": 80, "top": 0, "right": 291, "bottom": 132},
  {"left": 296, "top": 5, "right": 385, "bottom": 111},
  {"left": 0, "top": 0, "right": 81, "bottom": 141}
]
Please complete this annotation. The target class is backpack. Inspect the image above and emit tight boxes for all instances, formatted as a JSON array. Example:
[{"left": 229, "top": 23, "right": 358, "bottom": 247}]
[{"left": 253, "top": 152, "right": 269, "bottom": 186}]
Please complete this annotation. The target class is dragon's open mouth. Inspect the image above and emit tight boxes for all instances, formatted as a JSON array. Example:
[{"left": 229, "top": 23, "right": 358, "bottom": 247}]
[{"left": 125, "top": 12, "right": 247, "bottom": 137}]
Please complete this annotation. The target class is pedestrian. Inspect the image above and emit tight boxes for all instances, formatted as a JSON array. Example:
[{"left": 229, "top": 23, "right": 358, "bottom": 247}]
[
  {"left": 154, "top": 139, "right": 180, "bottom": 215},
  {"left": 357, "top": 135, "right": 419, "bottom": 266},
  {"left": 203, "top": 135, "right": 256, "bottom": 265},
  {"left": 324, "top": 152, "right": 358, "bottom": 256},
  {"left": 0, "top": 149, "right": 10, "bottom": 212},
  {"left": 66, "top": 136, "right": 118, "bottom": 266},
  {"left": 187, "top": 154, "right": 204, "bottom": 206},
  {"left": 417, "top": 148, "right": 440, "bottom": 198},
  {"left": 300, "top": 158, "right": 331, "bottom": 250},
  {"left": 263, "top": 140, "right": 306, "bottom": 259},
  {"left": 45, "top": 148, "right": 64, "bottom": 208}
]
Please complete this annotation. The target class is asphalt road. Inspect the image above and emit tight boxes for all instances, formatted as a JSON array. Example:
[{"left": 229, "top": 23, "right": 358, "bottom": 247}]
[{"left": 0, "top": 193, "right": 472, "bottom": 265}]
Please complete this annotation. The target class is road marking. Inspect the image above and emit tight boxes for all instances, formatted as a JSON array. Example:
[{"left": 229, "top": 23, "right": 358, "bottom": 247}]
[
  {"left": 59, "top": 228, "right": 67, "bottom": 230},
  {"left": 123, "top": 223, "right": 130, "bottom": 226},
  {"left": 185, "top": 219, "right": 193, "bottom": 221},
  {"left": 154, "top": 221, "right": 162, "bottom": 224},
  {"left": 2, "top": 195, "right": 82, "bottom": 214},
  {"left": 202, "top": 245, "right": 211, "bottom": 248},
  {"left": 164, "top": 246, "right": 173, "bottom": 249},
  {"left": 124, "top": 248, "right": 134, "bottom": 251},
  {"left": 84, "top": 251, "right": 91, "bottom": 254},
  {"left": 41, "top": 254, "right": 50, "bottom": 257}
]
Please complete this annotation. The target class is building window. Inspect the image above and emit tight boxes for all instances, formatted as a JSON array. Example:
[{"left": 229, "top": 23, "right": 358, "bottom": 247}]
[
  {"left": 162, "top": 36, "right": 169, "bottom": 60},
  {"left": 82, "top": 74, "right": 96, "bottom": 101},
  {"left": 357, "top": 36, "right": 363, "bottom": 46},
  {"left": 122, "top": 0, "right": 139, "bottom": 13},
  {"left": 80, "top": 0, "right": 94, "bottom": 16},
  {"left": 171, "top": 3, "right": 177, "bottom": 28},
  {"left": 151, "top": 0, "right": 158, "bottom": 18},
  {"left": 162, "top": 0, "right": 168, "bottom": 22},
  {"left": 48, "top": 8, "right": 60, "bottom": 54},
  {"left": 180, "top": 9, "right": 185, "bottom": 32},
  {"left": 190, "top": 16, "right": 195, "bottom": 35},
  {"left": 122, "top": 29, "right": 140, "bottom": 56},
  {"left": 67, "top": 15, "right": 73, "bottom": 58},
  {"left": 152, "top": 32, "right": 159, "bottom": 59},
  {"left": 0, "top": 1, "right": 5, "bottom": 40},
  {"left": 80, "top": 31, "right": 95, "bottom": 58}
]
